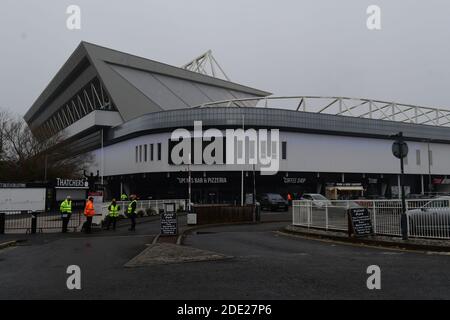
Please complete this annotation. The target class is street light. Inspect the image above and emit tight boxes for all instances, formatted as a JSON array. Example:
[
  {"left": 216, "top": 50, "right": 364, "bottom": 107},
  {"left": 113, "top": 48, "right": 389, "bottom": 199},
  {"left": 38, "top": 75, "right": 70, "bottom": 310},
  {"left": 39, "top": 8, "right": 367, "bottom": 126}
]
[
  {"left": 43, "top": 151, "right": 65, "bottom": 181},
  {"left": 187, "top": 154, "right": 192, "bottom": 213},
  {"left": 424, "top": 139, "right": 433, "bottom": 195}
]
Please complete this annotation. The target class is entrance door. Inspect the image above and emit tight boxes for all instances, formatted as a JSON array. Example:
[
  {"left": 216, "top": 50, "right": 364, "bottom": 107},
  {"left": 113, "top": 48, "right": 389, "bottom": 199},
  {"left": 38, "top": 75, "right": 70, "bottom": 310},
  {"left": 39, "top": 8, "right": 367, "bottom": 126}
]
[{"left": 192, "top": 187, "right": 220, "bottom": 204}]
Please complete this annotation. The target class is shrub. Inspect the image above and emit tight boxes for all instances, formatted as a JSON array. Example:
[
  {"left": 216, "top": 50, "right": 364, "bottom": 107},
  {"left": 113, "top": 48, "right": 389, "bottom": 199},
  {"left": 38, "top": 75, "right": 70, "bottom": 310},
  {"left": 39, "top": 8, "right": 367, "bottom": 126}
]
[{"left": 137, "top": 210, "right": 145, "bottom": 218}]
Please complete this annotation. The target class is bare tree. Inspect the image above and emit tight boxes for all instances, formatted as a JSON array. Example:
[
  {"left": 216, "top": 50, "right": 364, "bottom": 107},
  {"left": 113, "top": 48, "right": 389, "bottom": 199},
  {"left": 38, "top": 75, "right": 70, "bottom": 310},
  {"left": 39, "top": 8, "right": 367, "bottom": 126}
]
[
  {"left": 0, "top": 109, "right": 12, "bottom": 176},
  {"left": 0, "top": 108, "right": 92, "bottom": 182}
]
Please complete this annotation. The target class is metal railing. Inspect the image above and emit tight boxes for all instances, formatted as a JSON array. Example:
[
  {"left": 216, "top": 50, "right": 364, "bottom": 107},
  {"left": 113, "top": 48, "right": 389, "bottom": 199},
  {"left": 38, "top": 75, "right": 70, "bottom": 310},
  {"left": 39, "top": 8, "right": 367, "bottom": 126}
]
[
  {"left": 0, "top": 200, "right": 188, "bottom": 234},
  {"left": 292, "top": 199, "right": 450, "bottom": 240},
  {"left": 0, "top": 211, "right": 84, "bottom": 234},
  {"left": 100, "top": 199, "right": 188, "bottom": 219}
]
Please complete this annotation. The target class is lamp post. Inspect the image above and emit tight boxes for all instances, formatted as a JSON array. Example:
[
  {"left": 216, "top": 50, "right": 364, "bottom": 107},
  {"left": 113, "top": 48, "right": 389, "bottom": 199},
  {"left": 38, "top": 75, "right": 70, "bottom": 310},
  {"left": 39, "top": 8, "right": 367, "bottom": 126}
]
[
  {"left": 44, "top": 153, "right": 48, "bottom": 181},
  {"left": 391, "top": 132, "right": 409, "bottom": 240},
  {"left": 241, "top": 114, "right": 245, "bottom": 207},
  {"left": 252, "top": 163, "right": 256, "bottom": 222},
  {"left": 188, "top": 154, "right": 192, "bottom": 213},
  {"left": 43, "top": 151, "right": 63, "bottom": 181},
  {"left": 427, "top": 140, "right": 432, "bottom": 195}
]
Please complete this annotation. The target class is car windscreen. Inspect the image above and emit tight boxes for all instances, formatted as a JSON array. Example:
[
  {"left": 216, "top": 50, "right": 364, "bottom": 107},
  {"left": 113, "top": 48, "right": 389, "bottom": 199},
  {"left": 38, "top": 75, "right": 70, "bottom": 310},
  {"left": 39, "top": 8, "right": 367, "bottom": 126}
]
[
  {"left": 422, "top": 198, "right": 450, "bottom": 208},
  {"left": 267, "top": 194, "right": 284, "bottom": 200},
  {"left": 310, "top": 194, "right": 328, "bottom": 201}
]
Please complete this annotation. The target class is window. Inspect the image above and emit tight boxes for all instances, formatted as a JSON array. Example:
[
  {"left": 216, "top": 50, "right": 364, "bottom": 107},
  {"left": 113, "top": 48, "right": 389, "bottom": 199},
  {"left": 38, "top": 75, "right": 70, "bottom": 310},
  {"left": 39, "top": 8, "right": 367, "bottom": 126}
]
[
  {"left": 260, "top": 142, "right": 266, "bottom": 159},
  {"left": 144, "top": 144, "right": 148, "bottom": 162},
  {"left": 139, "top": 145, "right": 143, "bottom": 162},
  {"left": 249, "top": 140, "right": 255, "bottom": 161},
  {"left": 429, "top": 149, "right": 433, "bottom": 166},
  {"left": 416, "top": 149, "right": 421, "bottom": 166},
  {"left": 157, "top": 143, "right": 162, "bottom": 161},
  {"left": 135, "top": 146, "right": 138, "bottom": 163},
  {"left": 150, "top": 144, "right": 154, "bottom": 161},
  {"left": 282, "top": 141, "right": 287, "bottom": 160},
  {"left": 237, "top": 140, "right": 243, "bottom": 160}
]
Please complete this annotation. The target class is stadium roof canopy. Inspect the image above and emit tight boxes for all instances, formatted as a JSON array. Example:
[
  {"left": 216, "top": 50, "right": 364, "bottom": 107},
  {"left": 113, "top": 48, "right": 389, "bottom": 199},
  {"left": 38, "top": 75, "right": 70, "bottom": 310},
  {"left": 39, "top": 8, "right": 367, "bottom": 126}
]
[
  {"left": 24, "top": 41, "right": 270, "bottom": 140},
  {"left": 196, "top": 96, "right": 450, "bottom": 128}
]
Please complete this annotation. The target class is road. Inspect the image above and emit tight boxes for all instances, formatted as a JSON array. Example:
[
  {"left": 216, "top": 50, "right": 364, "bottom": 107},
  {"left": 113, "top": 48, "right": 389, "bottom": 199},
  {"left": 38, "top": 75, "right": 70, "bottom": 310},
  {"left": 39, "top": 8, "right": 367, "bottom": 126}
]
[{"left": 0, "top": 211, "right": 449, "bottom": 299}]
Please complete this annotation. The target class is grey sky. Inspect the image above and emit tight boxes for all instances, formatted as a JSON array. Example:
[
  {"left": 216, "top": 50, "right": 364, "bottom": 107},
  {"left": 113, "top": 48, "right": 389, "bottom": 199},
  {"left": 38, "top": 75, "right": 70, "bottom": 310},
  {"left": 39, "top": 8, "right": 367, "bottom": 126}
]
[{"left": 1, "top": 0, "right": 449, "bottom": 115}]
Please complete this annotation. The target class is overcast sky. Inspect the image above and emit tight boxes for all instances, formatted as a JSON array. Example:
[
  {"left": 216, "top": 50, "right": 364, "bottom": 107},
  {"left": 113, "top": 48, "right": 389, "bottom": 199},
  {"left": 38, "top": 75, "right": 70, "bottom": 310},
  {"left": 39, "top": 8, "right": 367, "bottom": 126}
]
[{"left": 1, "top": 0, "right": 450, "bottom": 115}]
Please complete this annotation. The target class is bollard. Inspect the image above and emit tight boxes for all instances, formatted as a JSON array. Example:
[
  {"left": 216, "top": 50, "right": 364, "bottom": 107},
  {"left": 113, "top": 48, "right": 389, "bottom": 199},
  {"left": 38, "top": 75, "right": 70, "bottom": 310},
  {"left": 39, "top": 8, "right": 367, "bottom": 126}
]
[
  {"left": 31, "top": 213, "right": 37, "bottom": 234},
  {"left": 347, "top": 210, "right": 353, "bottom": 237},
  {"left": 0, "top": 212, "right": 5, "bottom": 234},
  {"left": 255, "top": 203, "right": 261, "bottom": 222}
]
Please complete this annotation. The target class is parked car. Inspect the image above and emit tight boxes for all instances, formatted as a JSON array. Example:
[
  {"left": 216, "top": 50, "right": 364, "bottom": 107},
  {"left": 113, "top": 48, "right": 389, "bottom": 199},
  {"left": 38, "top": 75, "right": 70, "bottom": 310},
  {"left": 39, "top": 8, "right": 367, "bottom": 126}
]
[
  {"left": 300, "top": 193, "right": 332, "bottom": 208},
  {"left": 258, "top": 193, "right": 288, "bottom": 211},
  {"left": 406, "top": 196, "right": 450, "bottom": 237},
  {"left": 407, "top": 196, "right": 450, "bottom": 214}
]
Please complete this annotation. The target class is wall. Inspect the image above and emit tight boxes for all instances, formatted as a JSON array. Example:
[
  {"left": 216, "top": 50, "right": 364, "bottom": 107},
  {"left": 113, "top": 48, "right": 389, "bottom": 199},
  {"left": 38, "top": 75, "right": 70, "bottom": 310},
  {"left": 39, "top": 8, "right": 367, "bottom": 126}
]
[{"left": 88, "top": 130, "right": 450, "bottom": 176}]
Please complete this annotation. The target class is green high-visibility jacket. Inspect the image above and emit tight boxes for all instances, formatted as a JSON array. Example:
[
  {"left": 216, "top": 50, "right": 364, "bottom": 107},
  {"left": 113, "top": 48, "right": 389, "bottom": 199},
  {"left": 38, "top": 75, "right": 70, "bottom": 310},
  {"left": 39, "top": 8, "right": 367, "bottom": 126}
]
[
  {"left": 60, "top": 200, "right": 72, "bottom": 214},
  {"left": 127, "top": 200, "right": 137, "bottom": 214},
  {"left": 108, "top": 204, "right": 120, "bottom": 217}
]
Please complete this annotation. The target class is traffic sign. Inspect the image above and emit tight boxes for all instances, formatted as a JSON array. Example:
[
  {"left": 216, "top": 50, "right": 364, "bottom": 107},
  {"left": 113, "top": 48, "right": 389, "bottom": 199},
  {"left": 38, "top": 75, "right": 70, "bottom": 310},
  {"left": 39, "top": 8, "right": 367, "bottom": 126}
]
[{"left": 392, "top": 141, "right": 409, "bottom": 159}]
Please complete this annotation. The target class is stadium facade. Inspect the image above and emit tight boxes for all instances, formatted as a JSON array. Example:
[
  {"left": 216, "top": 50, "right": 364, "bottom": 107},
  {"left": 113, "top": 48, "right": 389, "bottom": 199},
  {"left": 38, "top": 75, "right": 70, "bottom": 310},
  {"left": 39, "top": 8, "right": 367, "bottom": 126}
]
[{"left": 24, "top": 42, "right": 450, "bottom": 203}]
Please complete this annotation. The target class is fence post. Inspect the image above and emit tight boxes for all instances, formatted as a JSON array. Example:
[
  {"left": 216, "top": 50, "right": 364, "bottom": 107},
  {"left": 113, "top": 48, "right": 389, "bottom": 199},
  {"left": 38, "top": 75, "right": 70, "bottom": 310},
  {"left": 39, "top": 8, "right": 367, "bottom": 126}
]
[
  {"left": 405, "top": 200, "right": 410, "bottom": 237},
  {"left": 292, "top": 201, "right": 295, "bottom": 225},
  {"left": 31, "top": 212, "right": 37, "bottom": 234},
  {"left": 325, "top": 203, "right": 329, "bottom": 230},
  {"left": 372, "top": 202, "right": 377, "bottom": 234},
  {"left": 308, "top": 201, "right": 312, "bottom": 228},
  {"left": 0, "top": 212, "right": 5, "bottom": 234}
]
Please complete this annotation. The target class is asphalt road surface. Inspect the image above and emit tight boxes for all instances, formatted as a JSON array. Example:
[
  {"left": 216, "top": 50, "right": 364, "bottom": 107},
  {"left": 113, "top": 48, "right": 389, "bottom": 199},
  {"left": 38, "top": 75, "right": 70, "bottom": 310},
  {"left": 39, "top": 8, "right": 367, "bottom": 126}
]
[{"left": 0, "top": 212, "right": 449, "bottom": 299}]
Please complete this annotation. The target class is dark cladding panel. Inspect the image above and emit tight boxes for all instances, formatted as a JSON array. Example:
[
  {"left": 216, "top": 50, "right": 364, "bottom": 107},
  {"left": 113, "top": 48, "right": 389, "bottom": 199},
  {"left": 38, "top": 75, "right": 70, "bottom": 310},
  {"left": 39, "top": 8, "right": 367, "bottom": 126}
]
[{"left": 65, "top": 130, "right": 102, "bottom": 156}]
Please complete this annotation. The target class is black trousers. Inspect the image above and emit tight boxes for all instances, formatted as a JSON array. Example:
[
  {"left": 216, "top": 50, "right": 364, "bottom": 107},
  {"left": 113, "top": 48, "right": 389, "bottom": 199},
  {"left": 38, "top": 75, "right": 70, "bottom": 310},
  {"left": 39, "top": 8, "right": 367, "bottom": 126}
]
[
  {"left": 85, "top": 216, "right": 93, "bottom": 233},
  {"left": 106, "top": 216, "right": 117, "bottom": 230},
  {"left": 61, "top": 214, "right": 71, "bottom": 233},
  {"left": 129, "top": 214, "right": 136, "bottom": 230}
]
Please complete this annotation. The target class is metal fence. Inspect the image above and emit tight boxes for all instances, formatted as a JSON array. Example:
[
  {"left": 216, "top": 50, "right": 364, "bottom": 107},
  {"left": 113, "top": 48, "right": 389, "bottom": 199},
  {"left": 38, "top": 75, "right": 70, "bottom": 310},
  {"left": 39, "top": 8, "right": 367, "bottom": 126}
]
[
  {"left": 0, "top": 199, "right": 188, "bottom": 234},
  {"left": 292, "top": 199, "right": 450, "bottom": 240},
  {"left": 100, "top": 199, "right": 188, "bottom": 218},
  {"left": 0, "top": 211, "right": 84, "bottom": 234}
]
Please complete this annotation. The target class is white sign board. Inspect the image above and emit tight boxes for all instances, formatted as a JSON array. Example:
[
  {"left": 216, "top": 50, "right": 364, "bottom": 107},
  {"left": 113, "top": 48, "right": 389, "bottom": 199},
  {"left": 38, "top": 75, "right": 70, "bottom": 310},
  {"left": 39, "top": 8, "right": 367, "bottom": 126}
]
[{"left": 0, "top": 188, "right": 46, "bottom": 212}]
